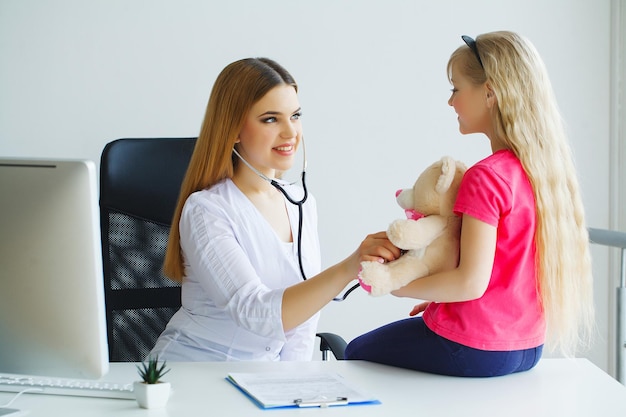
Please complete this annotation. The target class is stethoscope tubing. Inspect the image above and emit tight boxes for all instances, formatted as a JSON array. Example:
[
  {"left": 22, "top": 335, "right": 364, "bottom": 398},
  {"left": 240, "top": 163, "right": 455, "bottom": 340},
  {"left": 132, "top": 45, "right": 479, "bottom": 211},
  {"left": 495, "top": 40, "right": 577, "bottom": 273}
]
[
  {"left": 232, "top": 144, "right": 358, "bottom": 301},
  {"left": 270, "top": 173, "right": 308, "bottom": 281}
]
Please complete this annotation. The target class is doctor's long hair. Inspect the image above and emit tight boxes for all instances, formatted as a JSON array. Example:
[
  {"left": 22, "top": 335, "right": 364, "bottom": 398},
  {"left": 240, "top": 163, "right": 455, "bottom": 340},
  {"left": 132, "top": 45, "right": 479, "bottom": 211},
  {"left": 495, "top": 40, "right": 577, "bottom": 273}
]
[
  {"left": 448, "top": 31, "right": 594, "bottom": 356},
  {"left": 163, "top": 57, "right": 298, "bottom": 281}
]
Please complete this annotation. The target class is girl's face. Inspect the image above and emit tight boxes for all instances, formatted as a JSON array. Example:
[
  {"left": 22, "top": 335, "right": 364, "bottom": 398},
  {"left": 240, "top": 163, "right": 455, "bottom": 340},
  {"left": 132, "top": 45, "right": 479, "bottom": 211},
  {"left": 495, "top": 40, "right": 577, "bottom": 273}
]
[
  {"left": 236, "top": 85, "right": 302, "bottom": 178},
  {"left": 447, "top": 64, "right": 491, "bottom": 136}
]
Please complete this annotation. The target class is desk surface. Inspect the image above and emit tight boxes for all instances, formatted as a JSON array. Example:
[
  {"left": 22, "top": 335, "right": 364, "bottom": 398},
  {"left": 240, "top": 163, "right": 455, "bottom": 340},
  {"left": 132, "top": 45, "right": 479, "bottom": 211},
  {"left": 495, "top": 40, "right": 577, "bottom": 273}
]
[{"left": 2, "top": 358, "right": 625, "bottom": 416}]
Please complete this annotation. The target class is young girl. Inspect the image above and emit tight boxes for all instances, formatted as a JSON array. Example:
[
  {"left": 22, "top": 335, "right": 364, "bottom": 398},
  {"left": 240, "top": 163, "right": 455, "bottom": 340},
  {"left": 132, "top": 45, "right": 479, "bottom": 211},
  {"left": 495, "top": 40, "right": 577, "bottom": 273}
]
[
  {"left": 150, "top": 57, "right": 398, "bottom": 361},
  {"left": 345, "top": 31, "right": 595, "bottom": 377}
]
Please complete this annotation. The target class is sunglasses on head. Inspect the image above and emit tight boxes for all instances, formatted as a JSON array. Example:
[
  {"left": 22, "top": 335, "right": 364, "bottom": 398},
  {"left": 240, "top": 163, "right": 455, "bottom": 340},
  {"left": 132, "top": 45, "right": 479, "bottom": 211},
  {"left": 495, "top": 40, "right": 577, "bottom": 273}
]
[{"left": 462, "top": 35, "right": 484, "bottom": 69}]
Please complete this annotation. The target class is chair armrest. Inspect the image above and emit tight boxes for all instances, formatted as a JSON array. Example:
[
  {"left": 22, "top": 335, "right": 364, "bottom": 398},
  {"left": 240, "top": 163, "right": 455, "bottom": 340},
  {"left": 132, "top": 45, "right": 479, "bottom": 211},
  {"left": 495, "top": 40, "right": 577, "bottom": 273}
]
[{"left": 316, "top": 332, "right": 347, "bottom": 360}]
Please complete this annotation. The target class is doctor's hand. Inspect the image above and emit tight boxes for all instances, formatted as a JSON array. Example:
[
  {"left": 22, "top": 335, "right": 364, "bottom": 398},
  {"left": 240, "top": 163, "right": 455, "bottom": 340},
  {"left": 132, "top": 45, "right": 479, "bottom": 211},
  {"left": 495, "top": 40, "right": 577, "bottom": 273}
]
[{"left": 357, "top": 231, "right": 401, "bottom": 264}]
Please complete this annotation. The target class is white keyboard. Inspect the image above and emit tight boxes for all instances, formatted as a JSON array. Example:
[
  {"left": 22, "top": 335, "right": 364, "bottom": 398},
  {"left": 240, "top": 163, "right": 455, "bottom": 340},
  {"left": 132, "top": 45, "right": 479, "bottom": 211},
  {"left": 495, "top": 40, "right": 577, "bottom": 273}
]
[{"left": 0, "top": 374, "right": 135, "bottom": 400}]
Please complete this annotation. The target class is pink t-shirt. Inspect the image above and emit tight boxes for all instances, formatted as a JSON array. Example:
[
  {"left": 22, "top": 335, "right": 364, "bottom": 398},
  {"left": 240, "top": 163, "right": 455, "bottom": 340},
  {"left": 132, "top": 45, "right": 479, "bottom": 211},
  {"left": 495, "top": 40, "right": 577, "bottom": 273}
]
[{"left": 422, "top": 150, "right": 545, "bottom": 351}]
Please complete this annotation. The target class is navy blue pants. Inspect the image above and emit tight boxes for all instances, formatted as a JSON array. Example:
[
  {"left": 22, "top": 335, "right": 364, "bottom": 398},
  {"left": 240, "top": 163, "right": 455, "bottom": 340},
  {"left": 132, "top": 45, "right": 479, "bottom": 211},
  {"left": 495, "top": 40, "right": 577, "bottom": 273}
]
[{"left": 345, "top": 317, "right": 543, "bottom": 377}]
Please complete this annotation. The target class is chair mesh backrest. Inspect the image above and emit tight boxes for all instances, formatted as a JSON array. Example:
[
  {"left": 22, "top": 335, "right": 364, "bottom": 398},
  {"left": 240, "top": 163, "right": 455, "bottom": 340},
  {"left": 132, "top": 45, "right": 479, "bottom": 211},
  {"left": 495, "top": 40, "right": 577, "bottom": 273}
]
[
  {"left": 108, "top": 211, "right": 176, "bottom": 290},
  {"left": 111, "top": 307, "right": 178, "bottom": 363},
  {"left": 100, "top": 137, "right": 196, "bottom": 362},
  {"left": 106, "top": 210, "right": 180, "bottom": 362}
]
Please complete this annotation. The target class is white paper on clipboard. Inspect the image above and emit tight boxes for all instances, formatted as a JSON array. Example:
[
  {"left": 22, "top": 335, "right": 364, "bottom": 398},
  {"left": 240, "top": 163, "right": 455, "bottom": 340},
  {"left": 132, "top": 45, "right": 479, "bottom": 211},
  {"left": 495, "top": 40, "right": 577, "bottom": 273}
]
[{"left": 226, "top": 371, "right": 380, "bottom": 409}]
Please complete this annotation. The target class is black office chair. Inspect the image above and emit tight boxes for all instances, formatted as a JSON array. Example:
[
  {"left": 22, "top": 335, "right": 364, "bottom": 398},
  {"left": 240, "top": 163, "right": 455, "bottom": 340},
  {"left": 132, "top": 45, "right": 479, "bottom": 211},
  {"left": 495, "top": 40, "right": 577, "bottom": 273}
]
[
  {"left": 99, "top": 138, "right": 346, "bottom": 362},
  {"left": 100, "top": 138, "right": 195, "bottom": 362}
]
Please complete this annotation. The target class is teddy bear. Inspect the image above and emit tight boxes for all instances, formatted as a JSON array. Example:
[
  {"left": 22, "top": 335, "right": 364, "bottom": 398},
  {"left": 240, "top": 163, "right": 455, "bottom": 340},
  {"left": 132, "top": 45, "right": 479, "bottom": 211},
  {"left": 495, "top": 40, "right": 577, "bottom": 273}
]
[{"left": 359, "top": 156, "right": 467, "bottom": 297}]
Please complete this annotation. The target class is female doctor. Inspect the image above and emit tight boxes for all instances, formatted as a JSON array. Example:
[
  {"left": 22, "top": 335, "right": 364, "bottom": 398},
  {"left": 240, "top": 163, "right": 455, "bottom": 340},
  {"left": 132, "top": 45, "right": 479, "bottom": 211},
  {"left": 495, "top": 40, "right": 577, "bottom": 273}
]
[{"left": 150, "top": 57, "right": 399, "bottom": 361}]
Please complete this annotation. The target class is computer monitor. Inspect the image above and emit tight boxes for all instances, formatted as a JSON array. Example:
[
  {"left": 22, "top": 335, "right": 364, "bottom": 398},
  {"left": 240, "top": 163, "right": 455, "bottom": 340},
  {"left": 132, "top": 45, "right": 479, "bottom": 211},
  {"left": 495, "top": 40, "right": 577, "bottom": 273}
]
[{"left": 0, "top": 158, "right": 109, "bottom": 379}]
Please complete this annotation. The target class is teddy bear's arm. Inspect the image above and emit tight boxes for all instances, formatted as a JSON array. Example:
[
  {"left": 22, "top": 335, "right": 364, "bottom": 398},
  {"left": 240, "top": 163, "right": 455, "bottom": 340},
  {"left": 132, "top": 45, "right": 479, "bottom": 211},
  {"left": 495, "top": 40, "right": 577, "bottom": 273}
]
[{"left": 387, "top": 215, "right": 448, "bottom": 249}]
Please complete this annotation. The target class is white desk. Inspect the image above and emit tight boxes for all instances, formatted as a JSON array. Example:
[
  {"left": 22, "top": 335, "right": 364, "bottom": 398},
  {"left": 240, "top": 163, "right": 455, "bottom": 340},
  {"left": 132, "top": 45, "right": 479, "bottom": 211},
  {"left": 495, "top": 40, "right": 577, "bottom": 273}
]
[{"left": 2, "top": 358, "right": 625, "bottom": 416}]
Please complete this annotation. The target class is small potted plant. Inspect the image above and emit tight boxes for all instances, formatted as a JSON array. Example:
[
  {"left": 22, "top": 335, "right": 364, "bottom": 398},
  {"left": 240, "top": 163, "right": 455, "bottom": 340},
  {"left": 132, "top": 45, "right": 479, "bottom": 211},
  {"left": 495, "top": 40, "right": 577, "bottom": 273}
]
[{"left": 133, "top": 355, "right": 171, "bottom": 409}]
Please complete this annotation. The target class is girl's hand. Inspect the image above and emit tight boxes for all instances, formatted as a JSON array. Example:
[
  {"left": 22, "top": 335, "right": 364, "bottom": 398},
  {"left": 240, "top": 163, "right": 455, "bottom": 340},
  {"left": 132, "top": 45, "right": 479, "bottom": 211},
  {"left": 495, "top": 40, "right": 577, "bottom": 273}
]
[{"left": 409, "top": 301, "right": 431, "bottom": 316}]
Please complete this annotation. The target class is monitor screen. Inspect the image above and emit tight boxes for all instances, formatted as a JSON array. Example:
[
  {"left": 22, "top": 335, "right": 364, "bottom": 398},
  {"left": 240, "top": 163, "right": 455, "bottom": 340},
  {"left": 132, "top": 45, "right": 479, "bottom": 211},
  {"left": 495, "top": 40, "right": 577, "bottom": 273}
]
[{"left": 0, "top": 158, "right": 109, "bottom": 379}]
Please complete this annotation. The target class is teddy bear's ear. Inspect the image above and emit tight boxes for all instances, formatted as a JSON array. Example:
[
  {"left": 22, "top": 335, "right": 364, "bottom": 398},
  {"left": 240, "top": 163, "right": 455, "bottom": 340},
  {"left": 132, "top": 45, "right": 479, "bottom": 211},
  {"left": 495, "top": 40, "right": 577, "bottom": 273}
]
[{"left": 435, "top": 156, "right": 457, "bottom": 194}]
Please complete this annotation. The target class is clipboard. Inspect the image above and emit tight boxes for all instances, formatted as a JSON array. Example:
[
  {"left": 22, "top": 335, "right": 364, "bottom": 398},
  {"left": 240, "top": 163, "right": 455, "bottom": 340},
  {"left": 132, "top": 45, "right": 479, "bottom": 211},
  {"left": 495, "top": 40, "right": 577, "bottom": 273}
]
[{"left": 226, "top": 371, "right": 380, "bottom": 409}]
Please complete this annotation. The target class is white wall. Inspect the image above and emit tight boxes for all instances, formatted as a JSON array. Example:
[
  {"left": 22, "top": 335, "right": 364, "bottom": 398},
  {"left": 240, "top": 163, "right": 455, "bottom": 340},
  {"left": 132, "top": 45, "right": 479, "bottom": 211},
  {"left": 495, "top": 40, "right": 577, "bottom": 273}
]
[{"left": 0, "top": 0, "right": 618, "bottom": 374}]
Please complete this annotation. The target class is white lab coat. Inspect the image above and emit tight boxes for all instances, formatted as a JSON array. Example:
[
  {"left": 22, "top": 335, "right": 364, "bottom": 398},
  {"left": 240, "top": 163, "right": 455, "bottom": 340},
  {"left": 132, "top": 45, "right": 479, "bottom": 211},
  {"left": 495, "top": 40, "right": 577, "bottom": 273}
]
[{"left": 151, "top": 178, "right": 321, "bottom": 361}]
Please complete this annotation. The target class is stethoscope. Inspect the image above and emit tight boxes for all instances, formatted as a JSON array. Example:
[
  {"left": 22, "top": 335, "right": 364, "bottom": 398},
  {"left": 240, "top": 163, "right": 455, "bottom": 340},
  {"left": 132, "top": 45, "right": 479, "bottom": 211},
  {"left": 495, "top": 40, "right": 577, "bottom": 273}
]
[{"left": 232, "top": 139, "right": 360, "bottom": 301}]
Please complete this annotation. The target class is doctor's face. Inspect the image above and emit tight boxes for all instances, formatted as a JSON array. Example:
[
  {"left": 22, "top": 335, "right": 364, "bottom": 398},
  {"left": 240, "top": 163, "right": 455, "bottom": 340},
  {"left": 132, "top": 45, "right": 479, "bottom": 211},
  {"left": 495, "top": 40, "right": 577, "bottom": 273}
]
[{"left": 236, "top": 85, "right": 302, "bottom": 178}]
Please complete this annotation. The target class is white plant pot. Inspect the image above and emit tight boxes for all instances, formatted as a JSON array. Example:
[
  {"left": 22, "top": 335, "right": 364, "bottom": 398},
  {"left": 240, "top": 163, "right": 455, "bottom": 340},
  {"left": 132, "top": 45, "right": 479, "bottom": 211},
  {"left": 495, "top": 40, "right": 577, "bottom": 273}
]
[{"left": 133, "top": 381, "right": 171, "bottom": 409}]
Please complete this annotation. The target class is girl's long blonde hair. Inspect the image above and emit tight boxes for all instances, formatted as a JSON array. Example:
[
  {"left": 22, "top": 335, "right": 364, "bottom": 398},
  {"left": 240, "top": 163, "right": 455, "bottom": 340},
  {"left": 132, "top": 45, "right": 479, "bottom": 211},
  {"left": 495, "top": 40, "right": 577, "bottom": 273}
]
[
  {"left": 448, "top": 31, "right": 594, "bottom": 356},
  {"left": 163, "top": 57, "right": 298, "bottom": 281}
]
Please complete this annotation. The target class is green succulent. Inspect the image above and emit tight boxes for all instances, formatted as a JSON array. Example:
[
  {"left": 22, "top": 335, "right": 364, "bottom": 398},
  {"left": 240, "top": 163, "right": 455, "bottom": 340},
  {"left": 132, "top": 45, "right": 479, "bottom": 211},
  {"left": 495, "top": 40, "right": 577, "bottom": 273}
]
[{"left": 136, "top": 356, "right": 170, "bottom": 384}]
